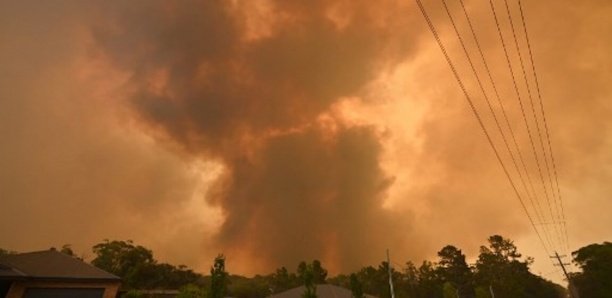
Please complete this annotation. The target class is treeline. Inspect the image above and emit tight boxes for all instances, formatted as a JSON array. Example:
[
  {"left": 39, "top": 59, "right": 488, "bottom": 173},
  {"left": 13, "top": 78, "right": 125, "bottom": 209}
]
[
  {"left": 90, "top": 240, "right": 203, "bottom": 290},
  {"left": 2, "top": 236, "right": 611, "bottom": 298},
  {"left": 569, "top": 241, "right": 612, "bottom": 298},
  {"left": 90, "top": 235, "right": 563, "bottom": 298},
  {"left": 330, "top": 235, "right": 563, "bottom": 298}
]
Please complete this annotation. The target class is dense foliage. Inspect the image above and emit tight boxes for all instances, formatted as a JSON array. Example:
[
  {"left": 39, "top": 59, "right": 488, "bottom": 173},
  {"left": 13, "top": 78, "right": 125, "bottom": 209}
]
[
  {"left": 11, "top": 235, "right": 612, "bottom": 298},
  {"left": 350, "top": 273, "right": 365, "bottom": 298},
  {"left": 277, "top": 236, "right": 564, "bottom": 298},
  {"left": 86, "top": 236, "right": 565, "bottom": 297},
  {"left": 91, "top": 240, "right": 202, "bottom": 289},
  {"left": 571, "top": 241, "right": 612, "bottom": 298},
  {"left": 299, "top": 260, "right": 328, "bottom": 298},
  {"left": 209, "top": 254, "right": 228, "bottom": 298}
]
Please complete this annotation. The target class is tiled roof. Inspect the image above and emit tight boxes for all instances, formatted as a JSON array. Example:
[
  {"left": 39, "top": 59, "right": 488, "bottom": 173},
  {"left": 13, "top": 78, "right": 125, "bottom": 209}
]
[{"left": 0, "top": 250, "right": 120, "bottom": 281}]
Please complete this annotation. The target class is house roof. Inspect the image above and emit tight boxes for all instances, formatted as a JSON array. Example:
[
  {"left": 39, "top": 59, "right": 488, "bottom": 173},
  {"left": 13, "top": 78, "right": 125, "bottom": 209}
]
[
  {"left": 0, "top": 250, "right": 120, "bottom": 281},
  {"left": 0, "top": 263, "right": 26, "bottom": 278},
  {"left": 270, "top": 284, "right": 377, "bottom": 298}
]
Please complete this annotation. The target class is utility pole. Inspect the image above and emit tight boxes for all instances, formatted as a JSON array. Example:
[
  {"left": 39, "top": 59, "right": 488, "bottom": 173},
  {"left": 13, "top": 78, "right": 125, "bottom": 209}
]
[
  {"left": 386, "top": 249, "right": 395, "bottom": 298},
  {"left": 551, "top": 251, "right": 578, "bottom": 298}
]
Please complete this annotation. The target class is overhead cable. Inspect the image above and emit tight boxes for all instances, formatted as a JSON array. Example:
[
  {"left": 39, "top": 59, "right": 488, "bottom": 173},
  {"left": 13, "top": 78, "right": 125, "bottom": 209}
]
[
  {"left": 516, "top": 0, "right": 569, "bottom": 253},
  {"left": 441, "top": 0, "right": 556, "bottom": 249},
  {"left": 414, "top": 0, "right": 551, "bottom": 257},
  {"left": 502, "top": 0, "right": 565, "bottom": 252}
]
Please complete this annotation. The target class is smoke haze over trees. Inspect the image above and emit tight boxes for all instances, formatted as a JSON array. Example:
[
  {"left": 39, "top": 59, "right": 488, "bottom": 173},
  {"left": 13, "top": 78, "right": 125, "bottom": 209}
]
[
  {"left": 2, "top": 0, "right": 612, "bottom": 284},
  {"left": 7, "top": 236, "right": 612, "bottom": 297},
  {"left": 17, "top": 235, "right": 581, "bottom": 297}
]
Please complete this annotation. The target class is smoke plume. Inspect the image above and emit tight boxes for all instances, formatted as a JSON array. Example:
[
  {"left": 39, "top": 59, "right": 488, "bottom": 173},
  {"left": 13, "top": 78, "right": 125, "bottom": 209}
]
[{"left": 1, "top": 0, "right": 612, "bottom": 279}]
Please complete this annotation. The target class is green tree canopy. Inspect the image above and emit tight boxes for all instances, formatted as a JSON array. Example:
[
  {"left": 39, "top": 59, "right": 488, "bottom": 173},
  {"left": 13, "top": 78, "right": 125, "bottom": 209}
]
[
  {"left": 475, "top": 235, "right": 530, "bottom": 298},
  {"left": 297, "top": 260, "right": 327, "bottom": 286},
  {"left": 349, "top": 262, "right": 400, "bottom": 298},
  {"left": 416, "top": 261, "right": 443, "bottom": 298},
  {"left": 270, "top": 266, "right": 298, "bottom": 293},
  {"left": 92, "top": 240, "right": 154, "bottom": 279},
  {"left": 349, "top": 273, "right": 364, "bottom": 298},
  {"left": 227, "top": 275, "right": 270, "bottom": 298},
  {"left": 474, "top": 235, "right": 563, "bottom": 298},
  {"left": 571, "top": 241, "right": 612, "bottom": 298},
  {"left": 401, "top": 261, "right": 419, "bottom": 295},
  {"left": 209, "top": 254, "right": 228, "bottom": 298},
  {"left": 437, "top": 245, "right": 474, "bottom": 298},
  {"left": 91, "top": 239, "right": 201, "bottom": 289},
  {"left": 312, "top": 260, "right": 328, "bottom": 284},
  {"left": 300, "top": 263, "right": 317, "bottom": 298}
]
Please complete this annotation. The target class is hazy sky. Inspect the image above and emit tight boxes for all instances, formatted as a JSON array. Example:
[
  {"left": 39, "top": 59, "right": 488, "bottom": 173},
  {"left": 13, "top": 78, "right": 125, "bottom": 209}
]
[{"left": 1, "top": 0, "right": 610, "bottom": 284}]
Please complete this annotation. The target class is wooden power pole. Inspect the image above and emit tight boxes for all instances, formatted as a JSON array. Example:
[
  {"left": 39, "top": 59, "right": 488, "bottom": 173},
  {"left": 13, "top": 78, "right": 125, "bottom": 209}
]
[
  {"left": 386, "top": 249, "right": 395, "bottom": 298},
  {"left": 551, "top": 251, "right": 579, "bottom": 298}
]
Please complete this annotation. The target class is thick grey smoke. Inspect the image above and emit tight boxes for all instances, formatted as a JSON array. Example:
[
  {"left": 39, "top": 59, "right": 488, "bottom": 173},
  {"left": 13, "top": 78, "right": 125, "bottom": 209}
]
[
  {"left": 1, "top": 0, "right": 611, "bottom": 279},
  {"left": 91, "top": 0, "right": 421, "bottom": 272}
]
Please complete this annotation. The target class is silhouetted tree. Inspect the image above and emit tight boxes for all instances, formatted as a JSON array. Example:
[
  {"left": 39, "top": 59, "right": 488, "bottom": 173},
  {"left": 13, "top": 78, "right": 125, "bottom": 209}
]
[
  {"left": 437, "top": 245, "right": 474, "bottom": 298},
  {"left": 475, "top": 235, "right": 529, "bottom": 298},
  {"left": 91, "top": 239, "right": 201, "bottom": 289},
  {"left": 312, "top": 260, "right": 328, "bottom": 284},
  {"left": 296, "top": 259, "right": 327, "bottom": 298},
  {"left": 571, "top": 241, "right": 612, "bottom": 298},
  {"left": 417, "top": 261, "right": 443, "bottom": 298},
  {"left": 350, "top": 273, "right": 364, "bottom": 298},
  {"left": 209, "top": 254, "right": 228, "bottom": 298},
  {"left": 60, "top": 244, "right": 76, "bottom": 256},
  {"left": 301, "top": 263, "right": 317, "bottom": 298},
  {"left": 270, "top": 267, "right": 298, "bottom": 293},
  {"left": 53, "top": 236, "right": 569, "bottom": 298},
  {"left": 58, "top": 244, "right": 84, "bottom": 260},
  {"left": 92, "top": 240, "right": 155, "bottom": 288},
  {"left": 228, "top": 274, "right": 270, "bottom": 298},
  {"left": 352, "top": 262, "right": 400, "bottom": 298},
  {"left": 297, "top": 262, "right": 308, "bottom": 280},
  {"left": 475, "top": 235, "right": 563, "bottom": 298},
  {"left": 400, "top": 261, "right": 420, "bottom": 298},
  {"left": 442, "top": 282, "right": 457, "bottom": 298}
]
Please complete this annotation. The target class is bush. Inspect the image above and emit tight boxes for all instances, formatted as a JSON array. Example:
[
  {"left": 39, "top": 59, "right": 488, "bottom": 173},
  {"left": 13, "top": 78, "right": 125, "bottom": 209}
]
[{"left": 178, "top": 284, "right": 207, "bottom": 298}]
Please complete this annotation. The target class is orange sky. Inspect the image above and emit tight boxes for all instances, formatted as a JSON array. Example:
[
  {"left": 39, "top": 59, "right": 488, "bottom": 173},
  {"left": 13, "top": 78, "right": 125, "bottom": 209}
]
[{"left": 1, "top": 0, "right": 611, "bottom": 285}]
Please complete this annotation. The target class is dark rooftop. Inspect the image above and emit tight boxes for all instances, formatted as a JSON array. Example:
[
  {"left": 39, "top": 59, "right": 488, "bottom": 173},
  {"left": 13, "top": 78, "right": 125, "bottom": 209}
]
[
  {"left": 0, "top": 263, "right": 26, "bottom": 279},
  {"left": 0, "top": 250, "right": 120, "bottom": 281},
  {"left": 270, "top": 284, "right": 378, "bottom": 298}
]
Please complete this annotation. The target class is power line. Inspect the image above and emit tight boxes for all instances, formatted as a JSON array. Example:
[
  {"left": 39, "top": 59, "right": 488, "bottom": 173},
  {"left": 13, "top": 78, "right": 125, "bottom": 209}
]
[
  {"left": 516, "top": 0, "right": 569, "bottom": 253},
  {"left": 456, "top": 0, "right": 545, "bottom": 228},
  {"left": 456, "top": 0, "right": 540, "bottom": 208},
  {"left": 441, "top": 0, "right": 555, "bottom": 250},
  {"left": 414, "top": 0, "right": 550, "bottom": 258},
  {"left": 502, "top": 0, "right": 565, "bottom": 253},
  {"left": 447, "top": 0, "right": 560, "bottom": 249},
  {"left": 488, "top": 0, "right": 564, "bottom": 253}
]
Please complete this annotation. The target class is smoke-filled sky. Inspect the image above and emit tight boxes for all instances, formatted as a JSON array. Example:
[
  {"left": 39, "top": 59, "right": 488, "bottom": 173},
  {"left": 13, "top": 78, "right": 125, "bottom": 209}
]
[{"left": 1, "top": 0, "right": 611, "bottom": 283}]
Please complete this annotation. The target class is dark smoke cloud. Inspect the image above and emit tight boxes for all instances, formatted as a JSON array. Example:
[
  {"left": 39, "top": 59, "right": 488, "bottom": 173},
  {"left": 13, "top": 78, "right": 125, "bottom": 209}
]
[
  {"left": 213, "top": 126, "right": 398, "bottom": 270},
  {"left": 1, "top": 0, "right": 611, "bottom": 281},
  {"left": 91, "top": 0, "right": 421, "bottom": 272}
]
